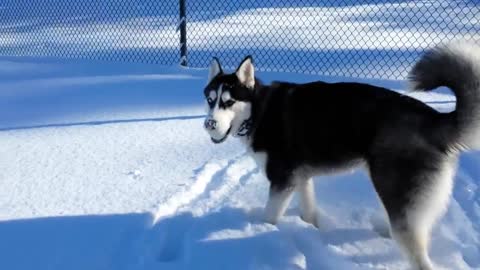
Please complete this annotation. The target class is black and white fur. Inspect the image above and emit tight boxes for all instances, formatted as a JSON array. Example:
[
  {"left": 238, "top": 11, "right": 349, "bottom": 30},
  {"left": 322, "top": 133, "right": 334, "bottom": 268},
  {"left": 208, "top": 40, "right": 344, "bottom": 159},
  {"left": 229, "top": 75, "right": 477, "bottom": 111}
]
[{"left": 203, "top": 41, "right": 480, "bottom": 270}]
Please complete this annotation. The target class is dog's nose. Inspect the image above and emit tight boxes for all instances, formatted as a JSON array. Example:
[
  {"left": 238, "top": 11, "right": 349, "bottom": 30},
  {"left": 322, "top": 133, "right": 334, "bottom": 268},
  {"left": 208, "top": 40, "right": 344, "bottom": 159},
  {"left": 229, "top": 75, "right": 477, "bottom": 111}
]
[{"left": 204, "top": 119, "right": 217, "bottom": 130}]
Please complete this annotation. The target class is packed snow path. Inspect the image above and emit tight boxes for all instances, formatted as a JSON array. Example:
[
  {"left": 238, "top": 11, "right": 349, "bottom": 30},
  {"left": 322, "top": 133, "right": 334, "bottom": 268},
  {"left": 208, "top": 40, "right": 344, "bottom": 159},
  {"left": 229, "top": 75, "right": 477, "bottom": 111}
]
[{"left": 0, "top": 58, "right": 479, "bottom": 270}]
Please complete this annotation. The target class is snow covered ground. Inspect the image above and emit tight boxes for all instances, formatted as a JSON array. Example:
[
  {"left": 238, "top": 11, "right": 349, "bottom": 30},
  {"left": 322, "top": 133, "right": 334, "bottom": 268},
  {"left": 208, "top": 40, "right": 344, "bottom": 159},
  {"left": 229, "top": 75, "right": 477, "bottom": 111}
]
[{"left": 1, "top": 56, "right": 479, "bottom": 270}]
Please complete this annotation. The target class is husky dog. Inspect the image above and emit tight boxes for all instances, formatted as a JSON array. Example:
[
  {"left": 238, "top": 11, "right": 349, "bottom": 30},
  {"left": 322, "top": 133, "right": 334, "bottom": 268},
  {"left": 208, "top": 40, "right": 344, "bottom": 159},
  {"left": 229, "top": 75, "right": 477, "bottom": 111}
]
[{"left": 203, "top": 41, "right": 480, "bottom": 270}]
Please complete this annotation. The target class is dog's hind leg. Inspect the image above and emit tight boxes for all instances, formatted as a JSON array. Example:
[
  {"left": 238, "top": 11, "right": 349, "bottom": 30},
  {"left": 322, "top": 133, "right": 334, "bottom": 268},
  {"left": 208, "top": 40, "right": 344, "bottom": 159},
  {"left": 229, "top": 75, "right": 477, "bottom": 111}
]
[
  {"left": 264, "top": 185, "right": 294, "bottom": 224},
  {"left": 390, "top": 223, "right": 434, "bottom": 270},
  {"left": 399, "top": 161, "right": 455, "bottom": 270},
  {"left": 369, "top": 153, "right": 456, "bottom": 270},
  {"left": 297, "top": 178, "right": 319, "bottom": 227}
]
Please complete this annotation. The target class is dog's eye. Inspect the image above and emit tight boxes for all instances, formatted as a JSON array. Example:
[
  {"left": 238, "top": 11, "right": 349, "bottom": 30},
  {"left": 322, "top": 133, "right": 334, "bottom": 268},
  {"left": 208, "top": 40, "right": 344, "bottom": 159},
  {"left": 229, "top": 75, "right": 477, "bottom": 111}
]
[
  {"left": 207, "top": 97, "right": 214, "bottom": 103},
  {"left": 225, "top": 100, "right": 235, "bottom": 107}
]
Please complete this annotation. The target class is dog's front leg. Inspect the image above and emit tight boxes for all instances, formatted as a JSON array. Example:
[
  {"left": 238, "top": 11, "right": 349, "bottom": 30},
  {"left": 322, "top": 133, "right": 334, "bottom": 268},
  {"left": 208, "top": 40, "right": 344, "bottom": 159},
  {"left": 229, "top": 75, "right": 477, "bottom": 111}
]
[
  {"left": 264, "top": 185, "right": 294, "bottom": 224},
  {"left": 297, "top": 178, "right": 319, "bottom": 228}
]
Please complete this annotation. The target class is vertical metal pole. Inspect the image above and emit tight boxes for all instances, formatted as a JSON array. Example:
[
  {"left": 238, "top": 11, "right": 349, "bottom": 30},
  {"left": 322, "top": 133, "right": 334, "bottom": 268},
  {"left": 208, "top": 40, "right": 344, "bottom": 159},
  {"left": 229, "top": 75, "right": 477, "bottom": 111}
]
[{"left": 179, "top": 0, "right": 187, "bottom": 66}]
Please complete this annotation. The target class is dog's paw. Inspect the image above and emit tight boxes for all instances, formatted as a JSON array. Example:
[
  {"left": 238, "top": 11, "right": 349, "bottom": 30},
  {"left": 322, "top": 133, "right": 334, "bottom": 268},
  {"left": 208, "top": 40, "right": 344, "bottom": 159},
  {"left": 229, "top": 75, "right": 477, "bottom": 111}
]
[
  {"left": 302, "top": 209, "right": 336, "bottom": 231},
  {"left": 263, "top": 214, "right": 279, "bottom": 225},
  {"left": 300, "top": 211, "right": 320, "bottom": 228}
]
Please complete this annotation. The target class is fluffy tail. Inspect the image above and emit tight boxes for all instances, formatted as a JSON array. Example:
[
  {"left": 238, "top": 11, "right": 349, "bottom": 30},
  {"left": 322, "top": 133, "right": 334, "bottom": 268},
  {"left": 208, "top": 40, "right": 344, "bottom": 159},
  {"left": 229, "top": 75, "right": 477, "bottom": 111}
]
[{"left": 409, "top": 41, "right": 480, "bottom": 151}]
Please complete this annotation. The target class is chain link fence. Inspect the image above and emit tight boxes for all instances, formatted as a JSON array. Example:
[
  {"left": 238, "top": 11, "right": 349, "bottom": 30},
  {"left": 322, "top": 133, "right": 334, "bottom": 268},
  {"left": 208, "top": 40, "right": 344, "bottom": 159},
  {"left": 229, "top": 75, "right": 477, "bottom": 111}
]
[
  {"left": 1, "top": 0, "right": 479, "bottom": 79},
  {"left": 0, "top": 0, "right": 179, "bottom": 65}
]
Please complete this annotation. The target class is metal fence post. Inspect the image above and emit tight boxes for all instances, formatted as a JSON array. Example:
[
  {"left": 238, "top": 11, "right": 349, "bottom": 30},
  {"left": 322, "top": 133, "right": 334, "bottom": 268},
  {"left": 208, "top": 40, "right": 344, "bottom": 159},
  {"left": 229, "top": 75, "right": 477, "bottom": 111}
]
[{"left": 179, "top": 0, "right": 187, "bottom": 66}]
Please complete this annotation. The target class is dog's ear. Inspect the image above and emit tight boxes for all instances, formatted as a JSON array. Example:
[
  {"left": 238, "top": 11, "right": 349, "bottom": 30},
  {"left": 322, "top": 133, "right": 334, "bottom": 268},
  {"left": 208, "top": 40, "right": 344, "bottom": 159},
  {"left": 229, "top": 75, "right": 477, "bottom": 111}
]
[
  {"left": 236, "top": 56, "right": 255, "bottom": 89},
  {"left": 208, "top": 57, "right": 223, "bottom": 83}
]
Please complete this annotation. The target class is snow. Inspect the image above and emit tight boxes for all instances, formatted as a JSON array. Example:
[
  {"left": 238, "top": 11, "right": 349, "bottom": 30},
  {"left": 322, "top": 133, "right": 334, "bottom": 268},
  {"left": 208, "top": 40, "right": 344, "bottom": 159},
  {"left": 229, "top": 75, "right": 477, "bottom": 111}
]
[
  {"left": 1, "top": 0, "right": 479, "bottom": 267},
  {"left": 1, "top": 56, "right": 479, "bottom": 270}
]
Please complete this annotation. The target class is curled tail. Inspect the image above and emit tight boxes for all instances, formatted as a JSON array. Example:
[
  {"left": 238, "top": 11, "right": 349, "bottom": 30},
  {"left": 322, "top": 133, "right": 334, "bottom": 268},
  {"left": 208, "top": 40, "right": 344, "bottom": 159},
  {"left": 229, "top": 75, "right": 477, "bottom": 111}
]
[{"left": 409, "top": 41, "right": 480, "bottom": 151}]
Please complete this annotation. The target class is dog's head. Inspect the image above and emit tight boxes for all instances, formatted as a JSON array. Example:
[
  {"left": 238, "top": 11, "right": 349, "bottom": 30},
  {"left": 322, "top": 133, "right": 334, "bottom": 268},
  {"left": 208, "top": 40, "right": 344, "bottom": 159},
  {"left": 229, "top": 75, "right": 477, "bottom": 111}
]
[{"left": 203, "top": 56, "right": 256, "bottom": 144}]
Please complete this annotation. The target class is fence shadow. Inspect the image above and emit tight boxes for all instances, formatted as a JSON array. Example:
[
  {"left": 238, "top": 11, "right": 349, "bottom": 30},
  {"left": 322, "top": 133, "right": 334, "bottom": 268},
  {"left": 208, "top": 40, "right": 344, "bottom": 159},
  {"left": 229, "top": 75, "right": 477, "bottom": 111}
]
[{"left": 0, "top": 212, "right": 153, "bottom": 270}]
